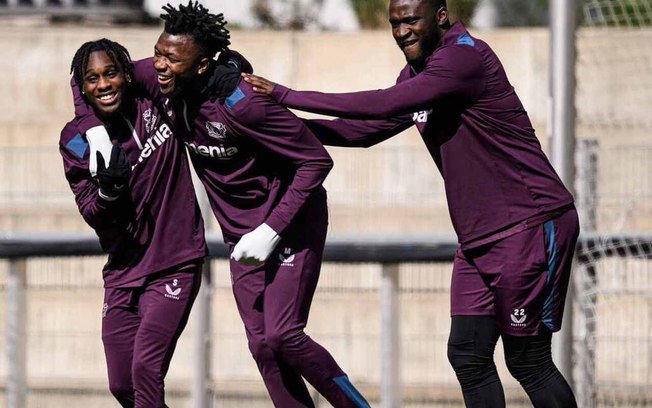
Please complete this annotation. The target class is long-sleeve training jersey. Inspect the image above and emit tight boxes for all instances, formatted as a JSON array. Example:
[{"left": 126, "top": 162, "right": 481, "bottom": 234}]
[
  {"left": 75, "top": 52, "right": 332, "bottom": 245},
  {"left": 269, "top": 22, "right": 574, "bottom": 247},
  {"left": 61, "top": 91, "right": 207, "bottom": 287}
]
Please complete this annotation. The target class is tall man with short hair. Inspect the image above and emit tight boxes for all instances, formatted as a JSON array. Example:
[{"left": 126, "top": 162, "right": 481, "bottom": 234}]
[{"left": 243, "top": 0, "right": 579, "bottom": 406}]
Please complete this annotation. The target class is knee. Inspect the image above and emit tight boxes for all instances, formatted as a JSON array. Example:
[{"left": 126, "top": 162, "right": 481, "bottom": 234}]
[
  {"left": 505, "top": 349, "right": 554, "bottom": 388},
  {"left": 266, "top": 329, "right": 307, "bottom": 355},
  {"left": 447, "top": 341, "right": 498, "bottom": 389},
  {"left": 131, "top": 357, "right": 161, "bottom": 385},
  {"left": 248, "top": 338, "right": 274, "bottom": 363},
  {"left": 108, "top": 377, "right": 133, "bottom": 402}
]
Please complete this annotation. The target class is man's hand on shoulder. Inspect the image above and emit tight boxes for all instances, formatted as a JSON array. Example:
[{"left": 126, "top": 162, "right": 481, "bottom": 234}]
[{"left": 242, "top": 73, "right": 276, "bottom": 95}]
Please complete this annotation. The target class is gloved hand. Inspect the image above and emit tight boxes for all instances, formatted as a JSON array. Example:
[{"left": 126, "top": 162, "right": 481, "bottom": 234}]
[
  {"left": 202, "top": 55, "right": 242, "bottom": 102},
  {"left": 86, "top": 126, "right": 114, "bottom": 177},
  {"left": 231, "top": 223, "right": 281, "bottom": 266},
  {"left": 96, "top": 144, "right": 131, "bottom": 201}
]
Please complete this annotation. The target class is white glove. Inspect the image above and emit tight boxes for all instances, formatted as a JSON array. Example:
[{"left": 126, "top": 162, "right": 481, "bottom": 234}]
[
  {"left": 231, "top": 223, "right": 281, "bottom": 266},
  {"left": 86, "top": 126, "right": 113, "bottom": 177}
]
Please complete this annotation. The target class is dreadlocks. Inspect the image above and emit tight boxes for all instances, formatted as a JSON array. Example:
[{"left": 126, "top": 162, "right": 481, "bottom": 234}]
[
  {"left": 161, "top": 1, "right": 231, "bottom": 59},
  {"left": 70, "top": 38, "right": 133, "bottom": 90}
]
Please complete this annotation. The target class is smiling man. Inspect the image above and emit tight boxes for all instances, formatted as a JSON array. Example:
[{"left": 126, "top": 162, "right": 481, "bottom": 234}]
[
  {"left": 61, "top": 39, "right": 207, "bottom": 408},
  {"left": 70, "top": 3, "right": 370, "bottom": 407},
  {"left": 243, "top": 0, "right": 580, "bottom": 407}
]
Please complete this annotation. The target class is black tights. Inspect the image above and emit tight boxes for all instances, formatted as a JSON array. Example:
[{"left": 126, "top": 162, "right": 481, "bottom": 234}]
[{"left": 447, "top": 316, "right": 577, "bottom": 408}]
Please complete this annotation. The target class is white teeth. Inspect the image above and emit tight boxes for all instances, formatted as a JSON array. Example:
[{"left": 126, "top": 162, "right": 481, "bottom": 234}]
[
  {"left": 99, "top": 93, "right": 116, "bottom": 101},
  {"left": 158, "top": 75, "right": 171, "bottom": 81}
]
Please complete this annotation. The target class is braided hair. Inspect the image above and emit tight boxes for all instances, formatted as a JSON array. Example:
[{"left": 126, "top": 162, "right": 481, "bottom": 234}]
[
  {"left": 161, "top": 1, "right": 231, "bottom": 59},
  {"left": 70, "top": 38, "right": 133, "bottom": 90}
]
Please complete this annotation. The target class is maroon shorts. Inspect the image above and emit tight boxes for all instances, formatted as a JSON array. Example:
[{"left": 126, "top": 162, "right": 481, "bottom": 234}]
[{"left": 451, "top": 208, "right": 579, "bottom": 336}]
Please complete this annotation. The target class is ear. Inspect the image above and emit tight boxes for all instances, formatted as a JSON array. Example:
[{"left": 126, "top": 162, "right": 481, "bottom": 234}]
[
  {"left": 197, "top": 57, "right": 210, "bottom": 75},
  {"left": 125, "top": 73, "right": 132, "bottom": 83},
  {"left": 437, "top": 6, "right": 450, "bottom": 27}
]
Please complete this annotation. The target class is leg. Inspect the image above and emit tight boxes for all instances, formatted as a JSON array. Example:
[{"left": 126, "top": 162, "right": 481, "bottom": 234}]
[
  {"left": 263, "top": 195, "right": 370, "bottom": 408},
  {"left": 503, "top": 330, "right": 577, "bottom": 408},
  {"left": 447, "top": 316, "right": 505, "bottom": 408},
  {"left": 501, "top": 208, "right": 579, "bottom": 407},
  {"left": 102, "top": 287, "right": 141, "bottom": 407},
  {"left": 449, "top": 247, "right": 506, "bottom": 407},
  {"left": 131, "top": 264, "right": 202, "bottom": 408},
  {"left": 474, "top": 208, "right": 580, "bottom": 405},
  {"left": 230, "top": 257, "right": 315, "bottom": 408}
]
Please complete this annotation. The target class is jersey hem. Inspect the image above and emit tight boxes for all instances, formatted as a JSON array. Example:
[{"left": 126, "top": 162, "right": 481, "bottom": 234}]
[{"left": 103, "top": 248, "right": 207, "bottom": 289}]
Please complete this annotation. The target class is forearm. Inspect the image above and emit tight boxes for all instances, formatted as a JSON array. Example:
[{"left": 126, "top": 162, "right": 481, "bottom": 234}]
[
  {"left": 71, "top": 78, "right": 104, "bottom": 134},
  {"left": 60, "top": 141, "right": 123, "bottom": 230},
  {"left": 77, "top": 192, "right": 122, "bottom": 230},
  {"left": 272, "top": 85, "right": 405, "bottom": 119},
  {"left": 264, "top": 158, "right": 332, "bottom": 234},
  {"left": 305, "top": 116, "right": 412, "bottom": 147}
]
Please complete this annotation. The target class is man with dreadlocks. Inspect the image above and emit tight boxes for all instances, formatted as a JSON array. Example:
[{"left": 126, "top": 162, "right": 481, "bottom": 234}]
[
  {"left": 71, "top": 2, "right": 371, "bottom": 408},
  {"left": 61, "top": 38, "right": 207, "bottom": 407}
]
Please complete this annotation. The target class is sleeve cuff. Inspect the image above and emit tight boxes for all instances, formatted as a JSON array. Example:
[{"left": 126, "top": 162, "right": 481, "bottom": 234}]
[
  {"left": 270, "top": 84, "right": 291, "bottom": 104},
  {"left": 98, "top": 190, "right": 120, "bottom": 202},
  {"left": 264, "top": 215, "right": 287, "bottom": 236}
]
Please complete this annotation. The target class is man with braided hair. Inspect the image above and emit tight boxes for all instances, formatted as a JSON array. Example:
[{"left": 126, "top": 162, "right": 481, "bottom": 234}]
[
  {"left": 72, "top": 3, "right": 371, "bottom": 407},
  {"left": 61, "top": 38, "right": 207, "bottom": 407},
  {"left": 243, "top": 0, "right": 580, "bottom": 406}
]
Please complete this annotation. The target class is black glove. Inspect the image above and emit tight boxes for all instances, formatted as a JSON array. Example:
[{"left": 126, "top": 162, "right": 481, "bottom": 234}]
[
  {"left": 202, "top": 54, "right": 243, "bottom": 102},
  {"left": 96, "top": 144, "right": 131, "bottom": 200}
]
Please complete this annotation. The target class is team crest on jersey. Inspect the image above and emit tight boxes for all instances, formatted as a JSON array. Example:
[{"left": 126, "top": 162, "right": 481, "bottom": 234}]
[
  {"left": 143, "top": 108, "right": 158, "bottom": 134},
  {"left": 206, "top": 121, "right": 227, "bottom": 140}
]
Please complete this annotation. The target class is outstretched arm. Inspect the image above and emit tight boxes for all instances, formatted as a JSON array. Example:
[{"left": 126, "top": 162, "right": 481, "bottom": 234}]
[
  {"left": 244, "top": 46, "right": 484, "bottom": 120},
  {"left": 242, "top": 72, "right": 414, "bottom": 147}
]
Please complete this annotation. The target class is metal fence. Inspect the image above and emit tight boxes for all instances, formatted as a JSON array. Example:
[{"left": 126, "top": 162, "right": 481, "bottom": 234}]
[{"left": 2, "top": 234, "right": 652, "bottom": 407}]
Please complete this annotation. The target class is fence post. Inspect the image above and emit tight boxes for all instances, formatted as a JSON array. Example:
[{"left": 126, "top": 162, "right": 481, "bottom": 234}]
[
  {"left": 192, "top": 260, "right": 213, "bottom": 408},
  {"left": 192, "top": 171, "right": 213, "bottom": 408},
  {"left": 380, "top": 264, "right": 400, "bottom": 408},
  {"left": 549, "top": 0, "right": 578, "bottom": 386},
  {"left": 575, "top": 139, "right": 599, "bottom": 408},
  {"left": 7, "top": 259, "right": 27, "bottom": 408}
]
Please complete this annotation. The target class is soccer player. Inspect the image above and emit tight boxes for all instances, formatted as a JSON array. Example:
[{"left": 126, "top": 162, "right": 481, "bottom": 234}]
[
  {"left": 60, "top": 39, "right": 208, "bottom": 407},
  {"left": 243, "top": 0, "right": 580, "bottom": 406},
  {"left": 71, "top": 3, "right": 371, "bottom": 407}
]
